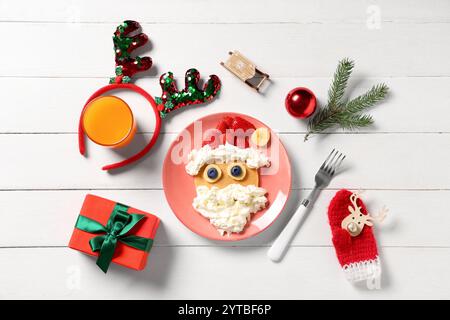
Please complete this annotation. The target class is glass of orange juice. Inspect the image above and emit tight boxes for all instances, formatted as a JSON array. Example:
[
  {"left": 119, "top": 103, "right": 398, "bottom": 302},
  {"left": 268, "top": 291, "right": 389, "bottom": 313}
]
[{"left": 82, "top": 96, "right": 136, "bottom": 148}]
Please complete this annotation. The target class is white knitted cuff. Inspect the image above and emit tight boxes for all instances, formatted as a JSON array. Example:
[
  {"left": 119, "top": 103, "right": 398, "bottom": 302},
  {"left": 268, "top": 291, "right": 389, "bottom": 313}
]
[{"left": 342, "top": 256, "right": 381, "bottom": 283}]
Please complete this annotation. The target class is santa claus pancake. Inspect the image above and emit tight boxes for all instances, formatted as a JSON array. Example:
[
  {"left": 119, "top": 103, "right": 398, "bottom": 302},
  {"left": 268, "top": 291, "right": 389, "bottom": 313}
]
[{"left": 185, "top": 116, "right": 271, "bottom": 236}]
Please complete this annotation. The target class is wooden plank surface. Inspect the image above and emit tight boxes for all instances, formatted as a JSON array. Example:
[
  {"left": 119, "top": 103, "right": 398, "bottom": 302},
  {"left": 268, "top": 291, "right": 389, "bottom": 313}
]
[
  {"left": 0, "top": 189, "right": 448, "bottom": 248},
  {"left": 0, "top": 0, "right": 449, "bottom": 299},
  {"left": 1, "top": 23, "right": 449, "bottom": 77},
  {"left": 2, "top": 77, "right": 450, "bottom": 134},
  {"left": 0, "top": 247, "right": 449, "bottom": 299},
  {"left": 0, "top": 133, "right": 448, "bottom": 190},
  {"left": 1, "top": 0, "right": 449, "bottom": 23}
]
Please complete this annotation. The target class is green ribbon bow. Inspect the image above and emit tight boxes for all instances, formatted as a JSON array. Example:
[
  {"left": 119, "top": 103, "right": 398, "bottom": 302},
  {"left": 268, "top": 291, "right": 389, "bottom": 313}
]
[{"left": 75, "top": 203, "right": 153, "bottom": 273}]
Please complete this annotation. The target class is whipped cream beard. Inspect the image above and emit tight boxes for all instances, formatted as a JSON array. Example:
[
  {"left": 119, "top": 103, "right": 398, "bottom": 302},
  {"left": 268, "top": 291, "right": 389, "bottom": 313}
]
[
  {"left": 186, "top": 144, "right": 271, "bottom": 236},
  {"left": 193, "top": 184, "right": 268, "bottom": 236}
]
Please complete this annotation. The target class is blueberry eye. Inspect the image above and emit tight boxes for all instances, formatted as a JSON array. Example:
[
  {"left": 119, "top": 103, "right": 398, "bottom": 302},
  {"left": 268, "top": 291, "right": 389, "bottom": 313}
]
[
  {"left": 230, "top": 165, "right": 242, "bottom": 177},
  {"left": 228, "top": 163, "right": 246, "bottom": 180},
  {"left": 203, "top": 164, "right": 222, "bottom": 183},
  {"left": 207, "top": 168, "right": 218, "bottom": 179}
]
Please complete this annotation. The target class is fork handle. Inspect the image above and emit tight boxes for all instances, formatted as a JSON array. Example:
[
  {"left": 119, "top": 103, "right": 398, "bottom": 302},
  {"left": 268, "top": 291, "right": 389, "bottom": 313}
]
[{"left": 267, "top": 203, "right": 308, "bottom": 262}]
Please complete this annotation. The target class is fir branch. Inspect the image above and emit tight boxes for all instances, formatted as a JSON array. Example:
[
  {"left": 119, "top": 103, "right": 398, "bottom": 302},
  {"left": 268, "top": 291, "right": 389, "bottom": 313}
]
[
  {"left": 327, "top": 58, "right": 354, "bottom": 108},
  {"left": 305, "top": 59, "right": 389, "bottom": 141}
]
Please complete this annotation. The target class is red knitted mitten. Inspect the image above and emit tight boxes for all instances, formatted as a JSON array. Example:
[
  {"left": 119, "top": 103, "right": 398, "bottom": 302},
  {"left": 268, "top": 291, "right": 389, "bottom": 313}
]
[{"left": 328, "top": 189, "right": 384, "bottom": 284}]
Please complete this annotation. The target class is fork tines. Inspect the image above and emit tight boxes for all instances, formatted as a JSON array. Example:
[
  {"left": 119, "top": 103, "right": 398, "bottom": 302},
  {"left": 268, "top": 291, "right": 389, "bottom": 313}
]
[{"left": 320, "top": 149, "right": 345, "bottom": 176}]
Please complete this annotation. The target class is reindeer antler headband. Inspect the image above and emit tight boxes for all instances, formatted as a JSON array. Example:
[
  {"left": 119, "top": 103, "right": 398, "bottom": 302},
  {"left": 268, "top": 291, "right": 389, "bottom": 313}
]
[{"left": 78, "top": 20, "right": 221, "bottom": 170}]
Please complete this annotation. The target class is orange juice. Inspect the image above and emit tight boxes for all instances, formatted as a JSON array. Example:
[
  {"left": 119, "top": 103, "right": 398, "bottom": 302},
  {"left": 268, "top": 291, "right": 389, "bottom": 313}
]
[{"left": 82, "top": 96, "right": 136, "bottom": 148}]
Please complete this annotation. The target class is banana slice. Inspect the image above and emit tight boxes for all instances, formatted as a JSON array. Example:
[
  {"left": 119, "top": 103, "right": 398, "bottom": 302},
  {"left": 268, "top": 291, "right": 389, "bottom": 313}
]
[{"left": 251, "top": 127, "right": 271, "bottom": 147}]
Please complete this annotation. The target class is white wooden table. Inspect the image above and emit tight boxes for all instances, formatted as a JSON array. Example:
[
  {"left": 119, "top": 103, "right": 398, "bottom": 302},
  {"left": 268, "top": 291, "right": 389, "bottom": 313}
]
[{"left": 0, "top": 0, "right": 449, "bottom": 299}]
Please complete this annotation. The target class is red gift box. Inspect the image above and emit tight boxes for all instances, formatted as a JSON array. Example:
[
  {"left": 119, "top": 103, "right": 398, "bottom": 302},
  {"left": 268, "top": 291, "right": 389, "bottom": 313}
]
[{"left": 69, "top": 194, "right": 160, "bottom": 272}]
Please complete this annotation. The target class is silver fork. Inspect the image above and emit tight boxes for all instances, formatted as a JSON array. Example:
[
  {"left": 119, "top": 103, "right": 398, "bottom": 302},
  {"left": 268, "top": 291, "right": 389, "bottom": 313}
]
[{"left": 268, "top": 149, "right": 345, "bottom": 262}]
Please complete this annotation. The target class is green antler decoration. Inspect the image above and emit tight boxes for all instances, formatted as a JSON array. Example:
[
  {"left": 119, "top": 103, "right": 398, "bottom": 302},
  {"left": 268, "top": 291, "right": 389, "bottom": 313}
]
[
  {"left": 110, "top": 20, "right": 152, "bottom": 84},
  {"left": 305, "top": 58, "right": 389, "bottom": 141},
  {"left": 155, "top": 68, "right": 221, "bottom": 118}
]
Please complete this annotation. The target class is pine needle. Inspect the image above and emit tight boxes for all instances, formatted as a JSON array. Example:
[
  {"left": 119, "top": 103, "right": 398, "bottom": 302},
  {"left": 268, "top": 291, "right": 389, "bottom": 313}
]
[
  {"left": 305, "top": 59, "right": 389, "bottom": 141},
  {"left": 338, "top": 113, "right": 374, "bottom": 130},
  {"left": 345, "top": 83, "right": 389, "bottom": 114},
  {"left": 327, "top": 58, "right": 354, "bottom": 108}
]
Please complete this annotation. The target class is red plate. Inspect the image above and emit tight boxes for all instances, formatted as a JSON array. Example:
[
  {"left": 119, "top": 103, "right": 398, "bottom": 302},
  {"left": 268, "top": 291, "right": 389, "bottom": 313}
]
[{"left": 162, "top": 112, "right": 291, "bottom": 241}]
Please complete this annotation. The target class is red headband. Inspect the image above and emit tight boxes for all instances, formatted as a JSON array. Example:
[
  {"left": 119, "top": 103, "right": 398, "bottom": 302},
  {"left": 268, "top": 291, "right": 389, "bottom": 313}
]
[{"left": 78, "top": 20, "right": 221, "bottom": 171}]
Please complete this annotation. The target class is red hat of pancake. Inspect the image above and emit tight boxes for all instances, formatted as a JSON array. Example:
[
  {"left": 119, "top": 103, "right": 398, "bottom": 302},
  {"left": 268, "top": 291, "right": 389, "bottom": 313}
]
[{"left": 202, "top": 116, "right": 256, "bottom": 149}]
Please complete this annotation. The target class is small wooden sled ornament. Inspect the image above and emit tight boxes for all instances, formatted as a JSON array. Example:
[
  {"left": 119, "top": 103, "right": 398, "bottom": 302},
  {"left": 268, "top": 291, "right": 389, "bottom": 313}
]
[{"left": 221, "top": 51, "right": 269, "bottom": 92}]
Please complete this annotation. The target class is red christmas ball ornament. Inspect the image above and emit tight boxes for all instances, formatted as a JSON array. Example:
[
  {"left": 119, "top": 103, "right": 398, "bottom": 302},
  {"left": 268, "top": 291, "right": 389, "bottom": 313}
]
[{"left": 285, "top": 87, "right": 317, "bottom": 119}]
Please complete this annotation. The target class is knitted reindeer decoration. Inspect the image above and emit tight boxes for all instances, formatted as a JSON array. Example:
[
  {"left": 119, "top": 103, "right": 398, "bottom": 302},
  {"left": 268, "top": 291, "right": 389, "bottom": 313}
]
[
  {"left": 78, "top": 20, "right": 221, "bottom": 171},
  {"left": 341, "top": 192, "right": 387, "bottom": 237}
]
